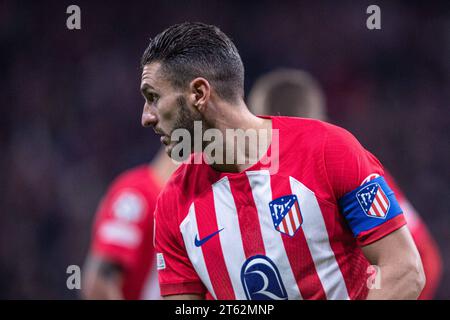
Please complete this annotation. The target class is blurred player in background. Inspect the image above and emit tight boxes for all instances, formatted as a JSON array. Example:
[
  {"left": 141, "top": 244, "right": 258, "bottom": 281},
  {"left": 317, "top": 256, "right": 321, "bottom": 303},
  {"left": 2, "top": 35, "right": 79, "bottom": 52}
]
[
  {"left": 82, "top": 149, "right": 177, "bottom": 299},
  {"left": 248, "top": 68, "right": 443, "bottom": 299}
]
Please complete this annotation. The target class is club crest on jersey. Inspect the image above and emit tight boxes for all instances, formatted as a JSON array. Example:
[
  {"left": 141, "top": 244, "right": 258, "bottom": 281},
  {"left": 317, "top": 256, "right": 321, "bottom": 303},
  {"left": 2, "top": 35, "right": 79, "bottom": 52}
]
[
  {"left": 269, "top": 194, "right": 303, "bottom": 237},
  {"left": 356, "top": 183, "right": 390, "bottom": 219},
  {"left": 241, "top": 255, "right": 288, "bottom": 300}
]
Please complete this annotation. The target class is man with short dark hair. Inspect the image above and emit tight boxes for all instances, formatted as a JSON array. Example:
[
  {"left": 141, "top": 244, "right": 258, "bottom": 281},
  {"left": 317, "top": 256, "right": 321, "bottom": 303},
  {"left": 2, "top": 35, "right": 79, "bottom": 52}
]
[{"left": 140, "top": 22, "right": 425, "bottom": 300}]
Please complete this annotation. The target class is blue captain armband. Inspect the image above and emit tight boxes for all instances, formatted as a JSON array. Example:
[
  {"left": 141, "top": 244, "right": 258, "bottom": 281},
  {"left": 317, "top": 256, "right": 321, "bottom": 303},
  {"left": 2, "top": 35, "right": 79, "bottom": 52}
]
[{"left": 338, "top": 176, "right": 403, "bottom": 238}]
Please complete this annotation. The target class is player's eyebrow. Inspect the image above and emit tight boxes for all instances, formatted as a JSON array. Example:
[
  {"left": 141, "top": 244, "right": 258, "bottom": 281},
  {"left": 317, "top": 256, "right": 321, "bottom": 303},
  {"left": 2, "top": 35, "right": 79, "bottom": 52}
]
[
  {"left": 140, "top": 83, "right": 159, "bottom": 98},
  {"left": 140, "top": 83, "right": 155, "bottom": 92}
]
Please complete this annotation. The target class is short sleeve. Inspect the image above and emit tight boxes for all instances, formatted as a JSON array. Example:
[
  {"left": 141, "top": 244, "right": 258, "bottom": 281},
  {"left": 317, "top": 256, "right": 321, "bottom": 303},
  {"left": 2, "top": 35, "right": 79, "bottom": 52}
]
[
  {"left": 154, "top": 187, "right": 206, "bottom": 296},
  {"left": 323, "top": 124, "right": 407, "bottom": 246},
  {"left": 91, "top": 187, "right": 151, "bottom": 270}
]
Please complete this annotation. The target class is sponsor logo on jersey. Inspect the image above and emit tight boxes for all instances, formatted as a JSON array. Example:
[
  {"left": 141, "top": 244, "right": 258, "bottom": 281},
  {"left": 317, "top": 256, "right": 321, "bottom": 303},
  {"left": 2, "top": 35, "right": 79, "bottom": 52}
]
[
  {"left": 194, "top": 228, "right": 224, "bottom": 247},
  {"left": 156, "top": 253, "right": 166, "bottom": 270},
  {"left": 240, "top": 255, "right": 288, "bottom": 300},
  {"left": 269, "top": 195, "right": 303, "bottom": 237}
]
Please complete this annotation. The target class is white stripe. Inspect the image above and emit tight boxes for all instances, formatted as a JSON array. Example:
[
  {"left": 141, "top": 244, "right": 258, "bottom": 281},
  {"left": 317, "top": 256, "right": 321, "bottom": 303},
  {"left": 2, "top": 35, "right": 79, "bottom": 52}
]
[
  {"left": 212, "top": 177, "right": 248, "bottom": 299},
  {"left": 284, "top": 212, "right": 294, "bottom": 236},
  {"left": 291, "top": 204, "right": 301, "bottom": 229},
  {"left": 246, "top": 171, "right": 302, "bottom": 300},
  {"left": 369, "top": 206, "right": 377, "bottom": 217},
  {"left": 377, "top": 191, "right": 388, "bottom": 210},
  {"left": 278, "top": 221, "right": 286, "bottom": 233},
  {"left": 289, "top": 177, "right": 349, "bottom": 300},
  {"left": 180, "top": 203, "right": 217, "bottom": 299},
  {"left": 373, "top": 197, "right": 385, "bottom": 217}
]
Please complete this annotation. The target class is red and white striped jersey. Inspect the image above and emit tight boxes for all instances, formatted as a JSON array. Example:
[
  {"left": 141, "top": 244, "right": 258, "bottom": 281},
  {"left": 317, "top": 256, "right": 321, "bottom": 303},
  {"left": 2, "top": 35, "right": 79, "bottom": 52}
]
[{"left": 155, "top": 116, "right": 406, "bottom": 300}]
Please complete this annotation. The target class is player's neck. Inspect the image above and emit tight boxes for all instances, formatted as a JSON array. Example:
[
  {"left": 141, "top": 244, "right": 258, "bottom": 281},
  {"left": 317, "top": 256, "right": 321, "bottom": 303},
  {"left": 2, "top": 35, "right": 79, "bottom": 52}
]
[
  {"left": 150, "top": 150, "right": 178, "bottom": 186},
  {"left": 205, "top": 103, "right": 272, "bottom": 173}
]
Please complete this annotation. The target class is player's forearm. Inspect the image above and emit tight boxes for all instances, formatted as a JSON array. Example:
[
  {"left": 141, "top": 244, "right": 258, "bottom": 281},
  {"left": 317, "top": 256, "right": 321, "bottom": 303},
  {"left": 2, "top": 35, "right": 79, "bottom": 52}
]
[
  {"left": 82, "top": 256, "right": 125, "bottom": 300},
  {"left": 82, "top": 272, "right": 124, "bottom": 300},
  {"left": 413, "top": 227, "right": 443, "bottom": 299},
  {"left": 83, "top": 281, "right": 124, "bottom": 300},
  {"left": 365, "top": 260, "right": 425, "bottom": 299}
]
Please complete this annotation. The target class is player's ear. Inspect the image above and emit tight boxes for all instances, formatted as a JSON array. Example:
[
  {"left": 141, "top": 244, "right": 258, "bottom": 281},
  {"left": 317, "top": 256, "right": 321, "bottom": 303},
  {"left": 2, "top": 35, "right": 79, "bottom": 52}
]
[{"left": 189, "top": 77, "right": 210, "bottom": 113}]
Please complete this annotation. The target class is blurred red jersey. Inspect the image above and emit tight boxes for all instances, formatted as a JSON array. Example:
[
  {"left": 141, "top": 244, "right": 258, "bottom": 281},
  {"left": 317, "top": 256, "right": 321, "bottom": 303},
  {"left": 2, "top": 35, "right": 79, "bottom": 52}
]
[
  {"left": 90, "top": 165, "right": 162, "bottom": 299},
  {"left": 384, "top": 172, "right": 442, "bottom": 299}
]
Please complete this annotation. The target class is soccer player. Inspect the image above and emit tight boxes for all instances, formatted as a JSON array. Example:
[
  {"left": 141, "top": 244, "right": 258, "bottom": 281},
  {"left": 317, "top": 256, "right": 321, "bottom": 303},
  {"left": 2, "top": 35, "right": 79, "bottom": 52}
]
[
  {"left": 248, "top": 68, "right": 443, "bottom": 299},
  {"left": 140, "top": 22, "right": 425, "bottom": 300},
  {"left": 82, "top": 149, "right": 177, "bottom": 299}
]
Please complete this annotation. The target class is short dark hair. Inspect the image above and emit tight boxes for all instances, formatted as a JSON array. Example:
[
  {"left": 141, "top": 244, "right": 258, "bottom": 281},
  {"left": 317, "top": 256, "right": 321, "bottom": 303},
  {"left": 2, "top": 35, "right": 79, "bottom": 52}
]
[{"left": 141, "top": 22, "right": 244, "bottom": 103}]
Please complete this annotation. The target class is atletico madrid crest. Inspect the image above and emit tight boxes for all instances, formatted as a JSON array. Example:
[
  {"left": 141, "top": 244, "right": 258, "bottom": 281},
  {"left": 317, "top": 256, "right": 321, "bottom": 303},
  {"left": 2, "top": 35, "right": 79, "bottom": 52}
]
[
  {"left": 356, "top": 182, "right": 390, "bottom": 219},
  {"left": 269, "top": 195, "right": 303, "bottom": 237}
]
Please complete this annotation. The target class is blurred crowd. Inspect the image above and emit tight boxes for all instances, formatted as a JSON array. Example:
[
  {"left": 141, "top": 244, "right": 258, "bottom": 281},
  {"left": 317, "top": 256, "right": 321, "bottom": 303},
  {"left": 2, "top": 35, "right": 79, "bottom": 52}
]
[{"left": 0, "top": 0, "right": 448, "bottom": 298}]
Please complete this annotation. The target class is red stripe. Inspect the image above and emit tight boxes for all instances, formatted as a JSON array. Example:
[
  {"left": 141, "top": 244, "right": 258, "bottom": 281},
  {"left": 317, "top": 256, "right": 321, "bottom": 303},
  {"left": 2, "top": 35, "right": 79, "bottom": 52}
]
[
  {"left": 371, "top": 191, "right": 382, "bottom": 216},
  {"left": 376, "top": 194, "right": 387, "bottom": 213},
  {"left": 374, "top": 195, "right": 384, "bottom": 212},
  {"left": 270, "top": 175, "right": 327, "bottom": 299},
  {"left": 375, "top": 190, "right": 387, "bottom": 215},
  {"left": 194, "top": 188, "right": 235, "bottom": 299},
  {"left": 294, "top": 201, "right": 302, "bottom": 226},
  {"left": 316, "top": 200, "right": 369, "bottom": 299},
  {"left": 371, "top": 202, "right": 381, "bottom": 217},
  {"left": 228, "top": 177, "right": 266, "bottom": 258},
  {"left": 288, "top": 208, "right": 296, "bottom": 231},
  {"left": 380, "top": 189, "right": 389, "bottom": 210},
  {"left": 281, "top": 217, "right": 288, "bottom": 234}
]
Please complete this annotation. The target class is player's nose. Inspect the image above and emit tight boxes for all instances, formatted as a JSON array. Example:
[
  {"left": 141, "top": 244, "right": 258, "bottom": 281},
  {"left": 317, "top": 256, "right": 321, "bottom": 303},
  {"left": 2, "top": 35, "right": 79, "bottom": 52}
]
[{"left": 141, "top": 105, "right": 157, "bottom": 128}]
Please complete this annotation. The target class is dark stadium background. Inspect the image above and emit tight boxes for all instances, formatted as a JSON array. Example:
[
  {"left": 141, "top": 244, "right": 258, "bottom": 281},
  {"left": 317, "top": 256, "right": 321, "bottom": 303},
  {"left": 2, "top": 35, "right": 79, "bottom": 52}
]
[{"left": 0, "top": 0, "right": 448, "bottom": 299}]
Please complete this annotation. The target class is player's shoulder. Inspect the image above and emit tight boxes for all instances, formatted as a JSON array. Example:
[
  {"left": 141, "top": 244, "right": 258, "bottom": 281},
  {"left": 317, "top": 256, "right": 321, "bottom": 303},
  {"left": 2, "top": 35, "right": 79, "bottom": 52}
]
[
  {"left": 271, "top": 115, "right": 338, "bottom": 136},
  {"left": 158, "top": 155, "right": 201, "bottom": 198},
  {"left": 101, "top": 164, "right": 161, "bottom": 212},
  {"left": 94, "top": 164, "right": 159, "bottom": 224},
  {"left": 108, "top": 164, "right": 158, "bottom": 192},
  {"left": 156, "top": 154, "right": 210, "bottom": 215},
  {"left": 271, "top": 115, "right": 351, "bottom": 147},
  {"left": 275, "top": 115, "right": 363, "bottom": 148}
]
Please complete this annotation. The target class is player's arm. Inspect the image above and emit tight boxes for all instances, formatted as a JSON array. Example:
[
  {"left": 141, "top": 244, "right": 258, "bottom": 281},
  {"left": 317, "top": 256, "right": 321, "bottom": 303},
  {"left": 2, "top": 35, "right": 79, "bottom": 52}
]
[
  {"left": 411, "top": 224, "right": 442, "bottom": 299},
  {"left": 82, "top": 254, "right": 124, "bottom": 300},
  {"left": 155, "top": 187, "right": 207, "bottom": 300},
  {"left": 323, "top": 123, "right": 425, "bottom": 299},
  {"left": 384, "top": 173, "right": 442, "bottom": 299},
  {"left": 362, "top": 226, "right": 425, "bottom": 299}
]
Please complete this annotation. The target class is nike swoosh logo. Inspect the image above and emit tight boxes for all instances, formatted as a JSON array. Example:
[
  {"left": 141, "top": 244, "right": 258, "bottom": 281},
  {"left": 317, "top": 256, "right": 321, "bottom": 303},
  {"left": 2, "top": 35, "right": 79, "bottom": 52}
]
[{"left": 194, "top": 228, "right": 224, "bottom": 247}]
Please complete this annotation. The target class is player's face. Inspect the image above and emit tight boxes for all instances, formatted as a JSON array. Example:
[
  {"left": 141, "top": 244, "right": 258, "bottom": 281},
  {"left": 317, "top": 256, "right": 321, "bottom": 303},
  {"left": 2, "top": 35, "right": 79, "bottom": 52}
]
[{"left": 141, "top": 62, "right": 202, "bottom": 157}]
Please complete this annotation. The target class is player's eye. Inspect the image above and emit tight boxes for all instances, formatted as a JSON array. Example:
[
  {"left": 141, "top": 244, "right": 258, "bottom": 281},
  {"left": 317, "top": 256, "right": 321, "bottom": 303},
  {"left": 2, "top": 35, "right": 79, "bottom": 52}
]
[{"left": 146, "top": 92, "right": 159, "bottom": 104}]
